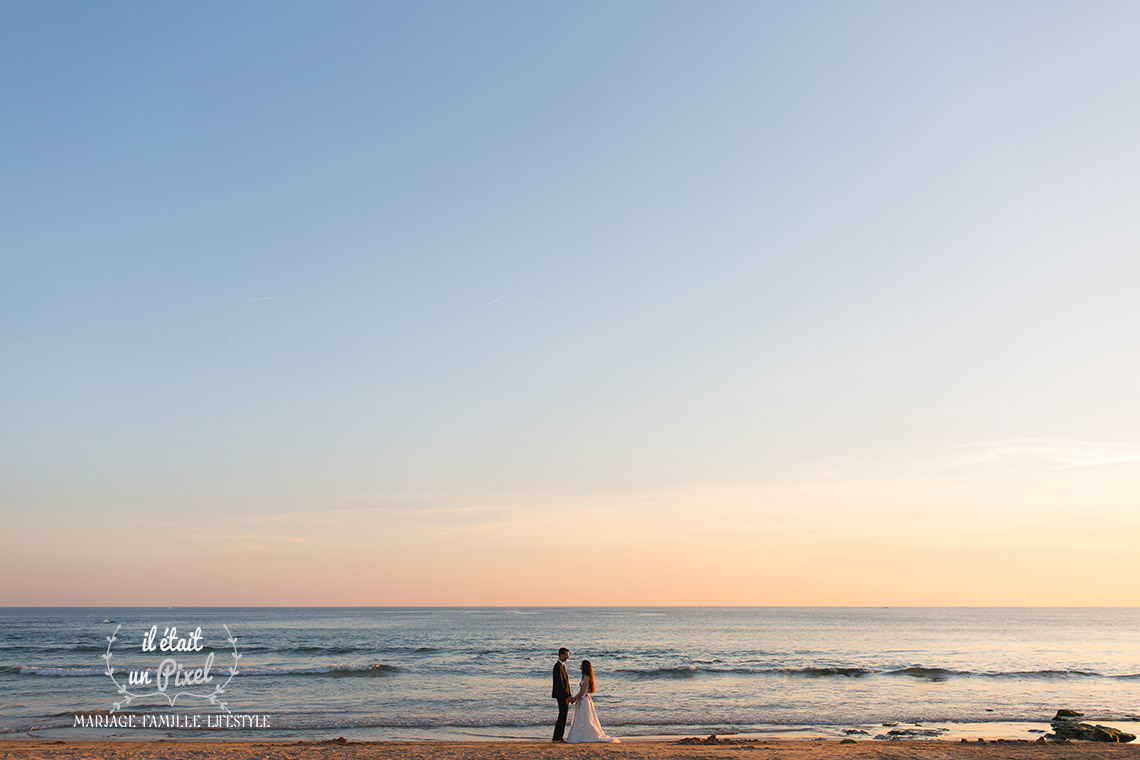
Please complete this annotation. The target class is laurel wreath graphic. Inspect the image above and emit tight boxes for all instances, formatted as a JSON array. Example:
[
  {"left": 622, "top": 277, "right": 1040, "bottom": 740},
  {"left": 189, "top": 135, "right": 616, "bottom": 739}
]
[{"left": 103, "top": 624, "right": 241, "bottom": 714}]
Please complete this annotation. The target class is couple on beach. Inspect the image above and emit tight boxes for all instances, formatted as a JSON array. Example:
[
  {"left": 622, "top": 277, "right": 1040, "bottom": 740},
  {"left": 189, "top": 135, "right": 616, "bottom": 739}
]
[{"left": 551, "top": 647, "right": 620, "bottom": 743}]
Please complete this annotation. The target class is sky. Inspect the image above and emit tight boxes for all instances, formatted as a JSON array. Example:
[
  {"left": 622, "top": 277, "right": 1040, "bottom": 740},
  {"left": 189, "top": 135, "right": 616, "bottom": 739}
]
[{"left": 2, "top": 1, "right": 1139, "bottom": 606}]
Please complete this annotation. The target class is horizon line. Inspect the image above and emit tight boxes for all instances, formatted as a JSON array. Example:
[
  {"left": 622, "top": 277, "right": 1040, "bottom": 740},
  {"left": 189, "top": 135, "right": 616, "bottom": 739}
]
[{"left": 2, "top": 604, "right": 1138, "bottom": 610}]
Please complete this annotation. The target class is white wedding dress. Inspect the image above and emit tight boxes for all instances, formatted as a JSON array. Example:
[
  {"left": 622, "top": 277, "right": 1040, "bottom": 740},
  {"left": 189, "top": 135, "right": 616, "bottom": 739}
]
[{"left": 566, "top": 676, "right": 619, "bottom": 743}]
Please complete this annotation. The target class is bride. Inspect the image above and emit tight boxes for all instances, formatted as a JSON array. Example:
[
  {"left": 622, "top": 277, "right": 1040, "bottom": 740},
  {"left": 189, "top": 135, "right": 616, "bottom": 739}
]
[{"left": 566, "top": 660, "right": 619, "bottom": 743}]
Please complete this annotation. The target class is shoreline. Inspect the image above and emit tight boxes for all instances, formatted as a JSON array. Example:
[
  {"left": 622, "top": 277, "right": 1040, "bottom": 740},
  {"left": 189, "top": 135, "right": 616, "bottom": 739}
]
[
  {"left": 1, "top": 739, "right": 1138, "bottom": 760},
  {"left": 17, "top": 719, "right": 1140, "bottom": 745}
]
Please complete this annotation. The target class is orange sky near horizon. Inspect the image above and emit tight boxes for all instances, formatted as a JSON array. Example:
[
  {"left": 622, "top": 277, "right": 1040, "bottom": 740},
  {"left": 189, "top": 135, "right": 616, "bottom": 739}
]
[{"left": 6, "top": 448, "right": 1138, "bottom": 607}]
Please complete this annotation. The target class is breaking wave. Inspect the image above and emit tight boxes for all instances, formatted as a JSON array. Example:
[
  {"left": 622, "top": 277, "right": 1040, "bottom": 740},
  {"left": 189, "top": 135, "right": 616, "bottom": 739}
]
[
  {"left": 608, "top": 664, "right": 1133, "bottom": 681},
  {"left": 3, "top": 663, "right": 399, "bottom": 678}
]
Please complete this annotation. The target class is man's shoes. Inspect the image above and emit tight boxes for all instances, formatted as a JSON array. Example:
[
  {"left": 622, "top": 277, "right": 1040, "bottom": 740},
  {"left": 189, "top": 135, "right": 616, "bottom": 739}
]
[{"left": 552, "top": 739, "right": 566, "bottom": 743}]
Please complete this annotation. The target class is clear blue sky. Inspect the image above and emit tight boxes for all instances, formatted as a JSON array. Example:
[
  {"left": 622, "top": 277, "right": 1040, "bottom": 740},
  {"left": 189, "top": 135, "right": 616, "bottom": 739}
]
[{"left": 3, "top": 1, "right": 1139, "bottom": 605}]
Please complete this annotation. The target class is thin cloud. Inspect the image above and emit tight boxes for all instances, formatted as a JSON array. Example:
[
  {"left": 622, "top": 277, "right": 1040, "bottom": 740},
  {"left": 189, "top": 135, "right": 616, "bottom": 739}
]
[
  {"left": 486, "top": 295, "right": 506, "bottom": 306},
  {"left": 172, "top": 533, "right": 307, "bottom": 554},
  {"left": 253, "top": 502, "right": 432, "bottom": 525},
  {"left": 407, "top": 517, "right": 551, "bottom": 538},
  {"left": 248, "top": 296, "right": 277, "bottom": 303},
  {"left": 133, "top": 515, "right": 295, "bottom": 529},
  {"left": 178, "top": 534, "right": 307, "bottom": 543},
  {"left": 398, "top": 505, "right": 506, "bottom": 517},
  {"left": 945, "top": 439, "right": 1140, "bottom": 469},
  {"left": 131, "top": 518, "right": 187, "bottom": 530}
]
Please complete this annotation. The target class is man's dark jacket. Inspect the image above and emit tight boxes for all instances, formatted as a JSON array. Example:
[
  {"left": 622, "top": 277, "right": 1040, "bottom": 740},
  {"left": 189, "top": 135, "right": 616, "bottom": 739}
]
[{"left": 552, "top": 660, "right": 571, "bottom": 699}]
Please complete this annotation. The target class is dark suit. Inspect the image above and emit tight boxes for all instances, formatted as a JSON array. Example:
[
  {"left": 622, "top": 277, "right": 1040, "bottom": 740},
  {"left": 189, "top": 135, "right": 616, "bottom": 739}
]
[{"left": 552, "top": 660, "right": 571, "bottom": 741}]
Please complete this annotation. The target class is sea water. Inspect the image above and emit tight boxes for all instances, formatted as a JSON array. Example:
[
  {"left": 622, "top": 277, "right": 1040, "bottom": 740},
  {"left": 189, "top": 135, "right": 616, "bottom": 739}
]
[{"left": 1, "top": 607, "right": 1138, "bottom": 741}]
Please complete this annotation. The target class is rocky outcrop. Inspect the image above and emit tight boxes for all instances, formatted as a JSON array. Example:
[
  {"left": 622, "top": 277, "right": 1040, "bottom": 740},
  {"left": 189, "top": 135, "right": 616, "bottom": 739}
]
[
  {"left": 873, "top": 727, "right": 947, "bottom": 740},
  {"left": 674, "top": 735, "right": 759, "bottom": 745},
  {"left": 1049, "top": 710, "right": 1135, "bottom": 743}
]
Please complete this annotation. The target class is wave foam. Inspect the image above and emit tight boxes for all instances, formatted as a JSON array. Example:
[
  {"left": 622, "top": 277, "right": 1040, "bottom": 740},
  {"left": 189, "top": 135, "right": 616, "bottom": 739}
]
[{"left": 3, "top": 663, "right": 399, "bottom": 678}]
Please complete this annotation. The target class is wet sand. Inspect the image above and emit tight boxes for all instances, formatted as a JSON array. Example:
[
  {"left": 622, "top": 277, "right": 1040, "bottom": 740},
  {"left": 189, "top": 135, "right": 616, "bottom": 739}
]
[{"left": 1, "top": 739, "right": 1137, "bottom": 760}]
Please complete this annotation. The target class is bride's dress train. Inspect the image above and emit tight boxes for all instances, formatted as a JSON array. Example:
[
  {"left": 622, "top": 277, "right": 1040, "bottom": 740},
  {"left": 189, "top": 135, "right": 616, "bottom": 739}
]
[{"left": 566, "top": 677, "right": 619, "bottom": 743}]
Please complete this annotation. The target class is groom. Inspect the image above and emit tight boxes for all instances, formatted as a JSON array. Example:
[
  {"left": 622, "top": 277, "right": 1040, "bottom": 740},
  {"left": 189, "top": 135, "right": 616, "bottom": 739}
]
[{"left": 551, "top": 646, "right": 575, "bottom": 742}]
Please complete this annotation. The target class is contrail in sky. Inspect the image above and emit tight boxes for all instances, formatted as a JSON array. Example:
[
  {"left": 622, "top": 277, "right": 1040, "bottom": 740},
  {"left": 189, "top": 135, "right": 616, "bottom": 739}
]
[
  {"left": 248, "top": 296, "right": 277, "bottom": 302},
  {"left": 486, "top": 295, "right": 506, "bottom": 306}
]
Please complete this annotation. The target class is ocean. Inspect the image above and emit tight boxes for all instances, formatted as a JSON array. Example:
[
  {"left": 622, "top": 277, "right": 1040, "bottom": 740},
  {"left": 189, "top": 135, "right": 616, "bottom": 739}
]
[{"left": 2, "top": 607, "right": 1138, "bottom": 742}]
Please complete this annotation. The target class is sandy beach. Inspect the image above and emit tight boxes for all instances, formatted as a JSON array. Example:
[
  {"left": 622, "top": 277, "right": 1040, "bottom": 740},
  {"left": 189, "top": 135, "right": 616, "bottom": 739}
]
[{"left": 1, "top": 740, "right": 1137, "bottom": 760}]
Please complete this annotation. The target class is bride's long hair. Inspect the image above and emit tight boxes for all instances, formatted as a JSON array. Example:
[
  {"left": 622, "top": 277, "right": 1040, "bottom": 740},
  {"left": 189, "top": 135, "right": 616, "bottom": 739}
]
[{"left": 581, "top": 660, "right": 595, "bottom": 693}]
